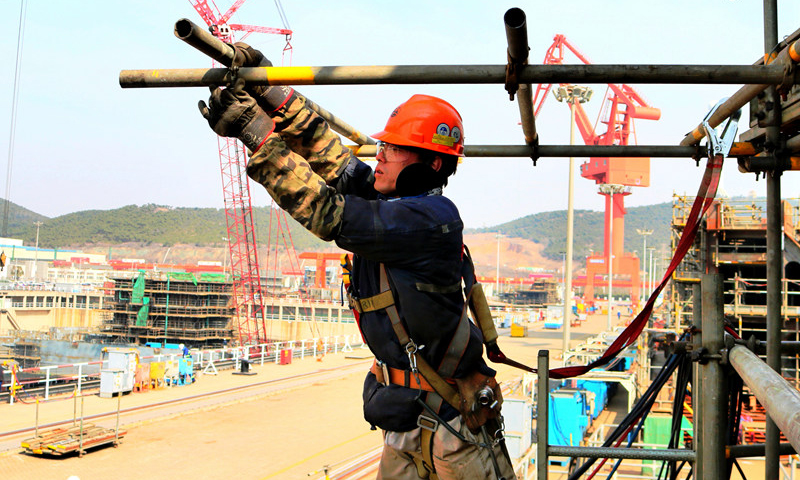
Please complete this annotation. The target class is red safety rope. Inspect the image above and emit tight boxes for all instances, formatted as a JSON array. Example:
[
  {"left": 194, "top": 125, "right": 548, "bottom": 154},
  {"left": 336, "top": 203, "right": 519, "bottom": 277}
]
[{"left": 547, "top": 154, "right": 724, "bottom": 379}]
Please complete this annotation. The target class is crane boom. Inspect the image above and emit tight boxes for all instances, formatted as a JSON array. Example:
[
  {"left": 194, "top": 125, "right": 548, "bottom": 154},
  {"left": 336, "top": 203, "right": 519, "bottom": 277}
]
[{"left": 187, "top": 0, "right": 293, "bottom": 345}]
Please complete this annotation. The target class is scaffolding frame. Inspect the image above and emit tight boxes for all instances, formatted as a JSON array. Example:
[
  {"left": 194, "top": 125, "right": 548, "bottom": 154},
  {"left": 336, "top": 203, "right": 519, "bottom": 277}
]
[{"left": 118, "top": 3, "right": 800, "bottom": 478}]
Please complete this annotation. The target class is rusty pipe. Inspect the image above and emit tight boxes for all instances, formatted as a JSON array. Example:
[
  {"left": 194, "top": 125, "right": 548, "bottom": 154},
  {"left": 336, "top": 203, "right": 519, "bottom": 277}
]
[
  {"left": 729, "top": 344, "right": 800, "bottom": 455},
  {"left": 680, "top": 39, "right": 800, "bottom": 146},
  {"left": 504, "top": 8, "right": 537, "bottom": 150},
  {"left": 173, "top": 18, "right": 374, "bottom": 145},
  {"left": 120, "top": 64, "right": 786, "bottom": 88},
  {"left": 174, "top": 18, "right": 237, "bottom": 66}
]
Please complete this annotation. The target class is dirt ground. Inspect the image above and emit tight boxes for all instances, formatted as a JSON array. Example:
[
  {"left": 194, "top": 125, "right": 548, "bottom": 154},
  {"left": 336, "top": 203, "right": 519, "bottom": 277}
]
[{"left": 0, "top": 311, "right": 782, "bottom": 479}]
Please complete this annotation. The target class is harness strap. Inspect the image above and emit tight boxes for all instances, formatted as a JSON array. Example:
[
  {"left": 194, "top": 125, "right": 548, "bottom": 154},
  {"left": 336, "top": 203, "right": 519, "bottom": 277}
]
[
  {"left": 370, "top": 359, "right": 456, "bottom": 392},
  {"left": 378, "top": 265, "right": 462, "bottom": 410},
  {"left": 348, "top": 289, "right": 394, "bottom": 313},
  {"left": 419, "top": 423, "right": 438, "bottom": 480}
]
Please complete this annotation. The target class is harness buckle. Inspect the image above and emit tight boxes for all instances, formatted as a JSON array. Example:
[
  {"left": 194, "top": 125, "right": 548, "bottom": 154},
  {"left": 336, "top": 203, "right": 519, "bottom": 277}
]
[
  {"left": 346, "top": 292, "right": 362, "bottom": 313},
  {"left": 377, "top": 360, "right": 390, "bottom": 387},
  {"left": 405, "top": 341, "right": 419, "bottom": 372},
  {"left": 417, "top": 414, "right": 439, "bottom": 433}
]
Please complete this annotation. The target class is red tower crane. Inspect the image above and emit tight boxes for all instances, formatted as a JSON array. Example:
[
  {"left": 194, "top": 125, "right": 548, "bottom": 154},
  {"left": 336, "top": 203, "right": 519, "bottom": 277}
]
[
  {"left": 188, "top": 0, "right": 292, "bottom": 344},
  {"left": 533, "top": 34, "right": 661, "bottom": 307}
]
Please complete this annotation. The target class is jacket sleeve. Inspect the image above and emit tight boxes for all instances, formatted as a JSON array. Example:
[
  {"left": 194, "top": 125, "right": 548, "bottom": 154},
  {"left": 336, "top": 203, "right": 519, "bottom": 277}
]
[
  {"left": 246, "top": 133, "right": 345, "bottom": 241},
  {"left": 271, "top": 95, "right": 378, "bottom": 199}
]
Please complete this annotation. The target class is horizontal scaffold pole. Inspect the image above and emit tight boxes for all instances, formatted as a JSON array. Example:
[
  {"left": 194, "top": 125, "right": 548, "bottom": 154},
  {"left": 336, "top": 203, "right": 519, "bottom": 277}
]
[
  {"left": 548, "top": 445, "right": 695, "bottom": 462},
  {"left": 349, "top": 143, "right": 760, "bottom": 159},
  {"left": 729, "top": 344, "right": 800, "bottom": 454},
  {"left": 119, "top": 64, "right": 789, "bottom": 89}
]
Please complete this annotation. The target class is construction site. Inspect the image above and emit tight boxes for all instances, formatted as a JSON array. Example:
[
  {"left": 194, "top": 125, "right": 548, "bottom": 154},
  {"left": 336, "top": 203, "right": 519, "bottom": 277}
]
[{"left": 2, "top": 1, "right": 800, "bottom": 479}]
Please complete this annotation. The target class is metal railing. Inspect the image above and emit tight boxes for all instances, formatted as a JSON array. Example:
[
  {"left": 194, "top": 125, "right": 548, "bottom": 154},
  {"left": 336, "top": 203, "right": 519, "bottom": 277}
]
[{"left": 0, "top": 334, "right": 365, "bottom": 403}]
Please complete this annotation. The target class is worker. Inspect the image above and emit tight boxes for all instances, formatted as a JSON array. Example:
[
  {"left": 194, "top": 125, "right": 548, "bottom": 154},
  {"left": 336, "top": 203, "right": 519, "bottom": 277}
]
[{"left": 196, "top": 44, "right": 515, "bottom": 480}]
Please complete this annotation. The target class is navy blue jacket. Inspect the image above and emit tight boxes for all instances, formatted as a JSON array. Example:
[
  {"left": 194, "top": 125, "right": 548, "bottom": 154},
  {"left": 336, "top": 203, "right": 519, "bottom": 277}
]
[{"left": 332, "top": 157, "right": 492, "bottom": 432}]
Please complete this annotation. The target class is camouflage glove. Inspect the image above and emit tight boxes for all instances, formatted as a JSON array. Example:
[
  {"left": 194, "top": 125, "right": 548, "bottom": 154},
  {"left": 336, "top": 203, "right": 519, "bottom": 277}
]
[
  {"left": 198, "top": 78, "right": 274, "bottom": 153},
  {"left": 232, "top": 42, "right": 296, "bottom": 114}
]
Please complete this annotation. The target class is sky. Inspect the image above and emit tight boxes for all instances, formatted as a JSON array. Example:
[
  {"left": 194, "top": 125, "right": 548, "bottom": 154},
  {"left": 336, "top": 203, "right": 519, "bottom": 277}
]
[{"left": 1, "top": 0, "right": 800, "bottom": 230}]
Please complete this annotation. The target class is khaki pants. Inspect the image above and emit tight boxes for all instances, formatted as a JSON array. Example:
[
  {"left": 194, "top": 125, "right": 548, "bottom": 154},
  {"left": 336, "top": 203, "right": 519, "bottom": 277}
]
[{"left": 377, "top": 416, "right": 516, "bottom": 480}]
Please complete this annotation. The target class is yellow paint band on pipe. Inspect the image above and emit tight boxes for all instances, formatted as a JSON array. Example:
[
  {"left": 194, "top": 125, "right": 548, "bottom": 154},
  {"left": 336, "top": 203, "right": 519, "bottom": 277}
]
[
  {"left": 263, "top": 66, "right": 317, "bottom": 85},
  {"left": 789, "top": 41, "right": 800, "bottom": 63},
  {"left": 764, "top": 52, "right": 779, "bottom": 65},
  {"left": 729, "top": 142, "right": 757, "bottom": 156}
]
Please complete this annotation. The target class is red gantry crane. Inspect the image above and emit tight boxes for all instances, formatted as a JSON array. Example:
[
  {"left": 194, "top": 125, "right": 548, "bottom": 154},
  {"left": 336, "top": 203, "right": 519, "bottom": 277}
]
[
  {"left": 533, "top": 34, "right": 661, "bottom": 307},
  {"left": 188, "top": 0, "right": 292, "bottom": 344}
]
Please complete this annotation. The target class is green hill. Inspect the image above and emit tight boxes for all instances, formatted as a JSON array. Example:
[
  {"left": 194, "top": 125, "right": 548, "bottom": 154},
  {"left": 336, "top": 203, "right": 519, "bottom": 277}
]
[
  {"left": 0, "top": 199, "right": 49, "bottom": 238},
  {"left": 2, "top": 200, "right": 678, "bottom": 261},
  {"left": 4, "top": 203, "right": 328, "bottom": 253},
  {"left": 469, "top": 202, "right": 672, "bottom": 262}
]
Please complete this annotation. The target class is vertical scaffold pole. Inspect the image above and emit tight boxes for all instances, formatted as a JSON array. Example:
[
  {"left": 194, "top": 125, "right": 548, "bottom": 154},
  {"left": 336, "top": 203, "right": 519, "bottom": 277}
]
[
  {"left": 537, "top": 350, "right": 549, "bottom": 480},
  {"left": 692, "top": 282, "right": 703, "bottom": 479},
  {"left": 763, "top": 1, "right": 782, "bottom": 476},
  {"left": 701, "top": 274, "right": 726, "bottom": 477}
]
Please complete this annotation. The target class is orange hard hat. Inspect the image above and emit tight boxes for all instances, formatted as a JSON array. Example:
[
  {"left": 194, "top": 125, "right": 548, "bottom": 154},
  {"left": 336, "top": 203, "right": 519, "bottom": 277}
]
[{"left": 372, "top": 94, "right": 464, "bottom": 156}]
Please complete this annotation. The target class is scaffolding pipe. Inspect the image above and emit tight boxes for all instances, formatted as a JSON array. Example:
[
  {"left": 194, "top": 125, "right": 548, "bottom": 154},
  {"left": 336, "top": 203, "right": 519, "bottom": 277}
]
[
  {"left": 701, "top": 274, "right": 726, "bottom": 478},
  {"left": 537, "top": 350, "right": 549, "bottom": 480},
  {"left": 351, "top": 144, "right": 725, "bottom": 158},
  {"left": 727, "top": 442, "right": 796, "bottom": 458},
  {"left": 119, "top": 64, "right": 789, "bottom": 89},
  {"left": 764, "top": 3, "right": 783, "bottom": 475},
  {"left": 729, "top": 345, "right": 800, "bottom": 455},
  {"left": 173, "top": 18, "right": 374, "bottom": 146},
  {"left": 692, "top": 281, "right": 704, "bottom": 478},
  {"left": 548, "top": 446, "right": 695, "bottom": 462},
  {"left": 787, "top": 134, "right": 800, "bottom": 153},
  {"left": 680, "top": 39, "right": 800, "bottom": 146},
  {"left": 504, "top": 8, "right": 537, "bottom": 149}
]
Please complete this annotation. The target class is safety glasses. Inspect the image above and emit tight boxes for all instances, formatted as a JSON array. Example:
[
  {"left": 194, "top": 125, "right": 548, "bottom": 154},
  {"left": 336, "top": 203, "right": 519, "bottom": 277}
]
[{"left": 376, "top": 141, "right": 412, "bottom": 162}]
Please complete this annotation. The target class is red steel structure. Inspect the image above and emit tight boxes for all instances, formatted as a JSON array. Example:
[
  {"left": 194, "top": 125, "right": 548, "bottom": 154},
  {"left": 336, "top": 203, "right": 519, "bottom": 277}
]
[
  {"left": 533, "top": 34, "right": 661, "bottom": 306},
  {"left": 188, "top": 0, "right": 292, "bottom": 344}
]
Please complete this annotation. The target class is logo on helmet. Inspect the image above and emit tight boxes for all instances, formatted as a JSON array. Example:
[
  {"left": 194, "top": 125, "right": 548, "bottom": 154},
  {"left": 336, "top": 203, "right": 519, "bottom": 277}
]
[
  {"left": 433, "top": 123, "right": 458, "bottom": 147},
  {"left": 451, "top": 127, "right": 462, "bottom": 144}
]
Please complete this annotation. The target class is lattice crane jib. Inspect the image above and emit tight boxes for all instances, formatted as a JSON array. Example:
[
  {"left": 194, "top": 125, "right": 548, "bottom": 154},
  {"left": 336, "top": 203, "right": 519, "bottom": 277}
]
[{"left": 188, "top": 0, "right": 292, "bottom": 345}]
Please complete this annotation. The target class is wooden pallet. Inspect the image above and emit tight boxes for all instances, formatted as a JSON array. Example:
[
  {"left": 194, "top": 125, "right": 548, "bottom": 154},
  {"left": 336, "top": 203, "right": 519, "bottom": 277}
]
[{"left": 21, "top": 424, "right": 126, "bottom": 456}]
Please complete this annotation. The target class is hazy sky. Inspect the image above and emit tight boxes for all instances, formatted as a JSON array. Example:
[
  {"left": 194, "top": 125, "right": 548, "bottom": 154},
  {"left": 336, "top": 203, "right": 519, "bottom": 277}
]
[{"left": 1, "top": 0, "right": 799, "bottom": 229}]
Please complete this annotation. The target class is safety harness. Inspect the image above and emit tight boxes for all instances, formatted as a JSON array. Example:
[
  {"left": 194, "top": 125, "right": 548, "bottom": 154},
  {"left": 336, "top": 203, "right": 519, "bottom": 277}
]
[{"left": 347, "top": 249, "right": 508, "bottom": 479}]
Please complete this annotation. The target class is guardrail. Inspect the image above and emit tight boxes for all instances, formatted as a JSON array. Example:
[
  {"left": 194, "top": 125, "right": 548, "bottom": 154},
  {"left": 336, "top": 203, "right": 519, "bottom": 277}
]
[{"left": 0, "top": 333, "right": 366, "bottom": 403}]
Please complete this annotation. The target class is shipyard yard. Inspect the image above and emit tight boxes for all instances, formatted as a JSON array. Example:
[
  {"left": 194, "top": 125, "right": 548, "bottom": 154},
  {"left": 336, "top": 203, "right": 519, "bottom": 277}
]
[
  {"left": 3, "top": 1, "right": 800, "bottom": 479},
  {"left": 0, "top": 314, "right": 667, "bottom": 480}
]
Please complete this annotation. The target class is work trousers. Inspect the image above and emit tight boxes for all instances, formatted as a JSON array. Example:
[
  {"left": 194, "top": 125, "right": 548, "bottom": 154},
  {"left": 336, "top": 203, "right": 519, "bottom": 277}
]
[{"left": 378, "top": 415, "right": 516, "bottom": 480}]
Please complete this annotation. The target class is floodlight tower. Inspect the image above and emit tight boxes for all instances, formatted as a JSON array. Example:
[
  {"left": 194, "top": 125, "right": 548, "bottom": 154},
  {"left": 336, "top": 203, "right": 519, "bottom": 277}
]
[{"left": 533, "top": 34, "right": 660, "bottom": 307}]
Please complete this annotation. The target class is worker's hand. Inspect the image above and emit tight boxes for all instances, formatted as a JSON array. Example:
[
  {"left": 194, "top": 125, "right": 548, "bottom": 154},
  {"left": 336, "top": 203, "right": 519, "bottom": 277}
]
[
  {"left": 198, "top": 78, "right": 274, "bottom": 153},
  {"left": 231, "top": 42, "right": 295, "bottom": 114},
  {"left": 231, "top": 42, "right": 273, "bottom": 68}
]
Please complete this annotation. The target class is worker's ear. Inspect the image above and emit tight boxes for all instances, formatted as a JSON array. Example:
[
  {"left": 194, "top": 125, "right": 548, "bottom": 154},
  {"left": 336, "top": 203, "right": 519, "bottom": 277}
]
[{"left": 430, "top": 156, "right": 443, "bottom": 172}]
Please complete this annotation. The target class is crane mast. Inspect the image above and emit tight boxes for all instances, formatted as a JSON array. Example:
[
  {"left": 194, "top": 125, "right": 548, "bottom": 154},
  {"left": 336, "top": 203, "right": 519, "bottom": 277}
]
[
  {"left": 188, "top": 0, "right": 292, "bottom": 344},
  {"left": 534, "top": 34, "right": 661, "bottom": 306}
]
